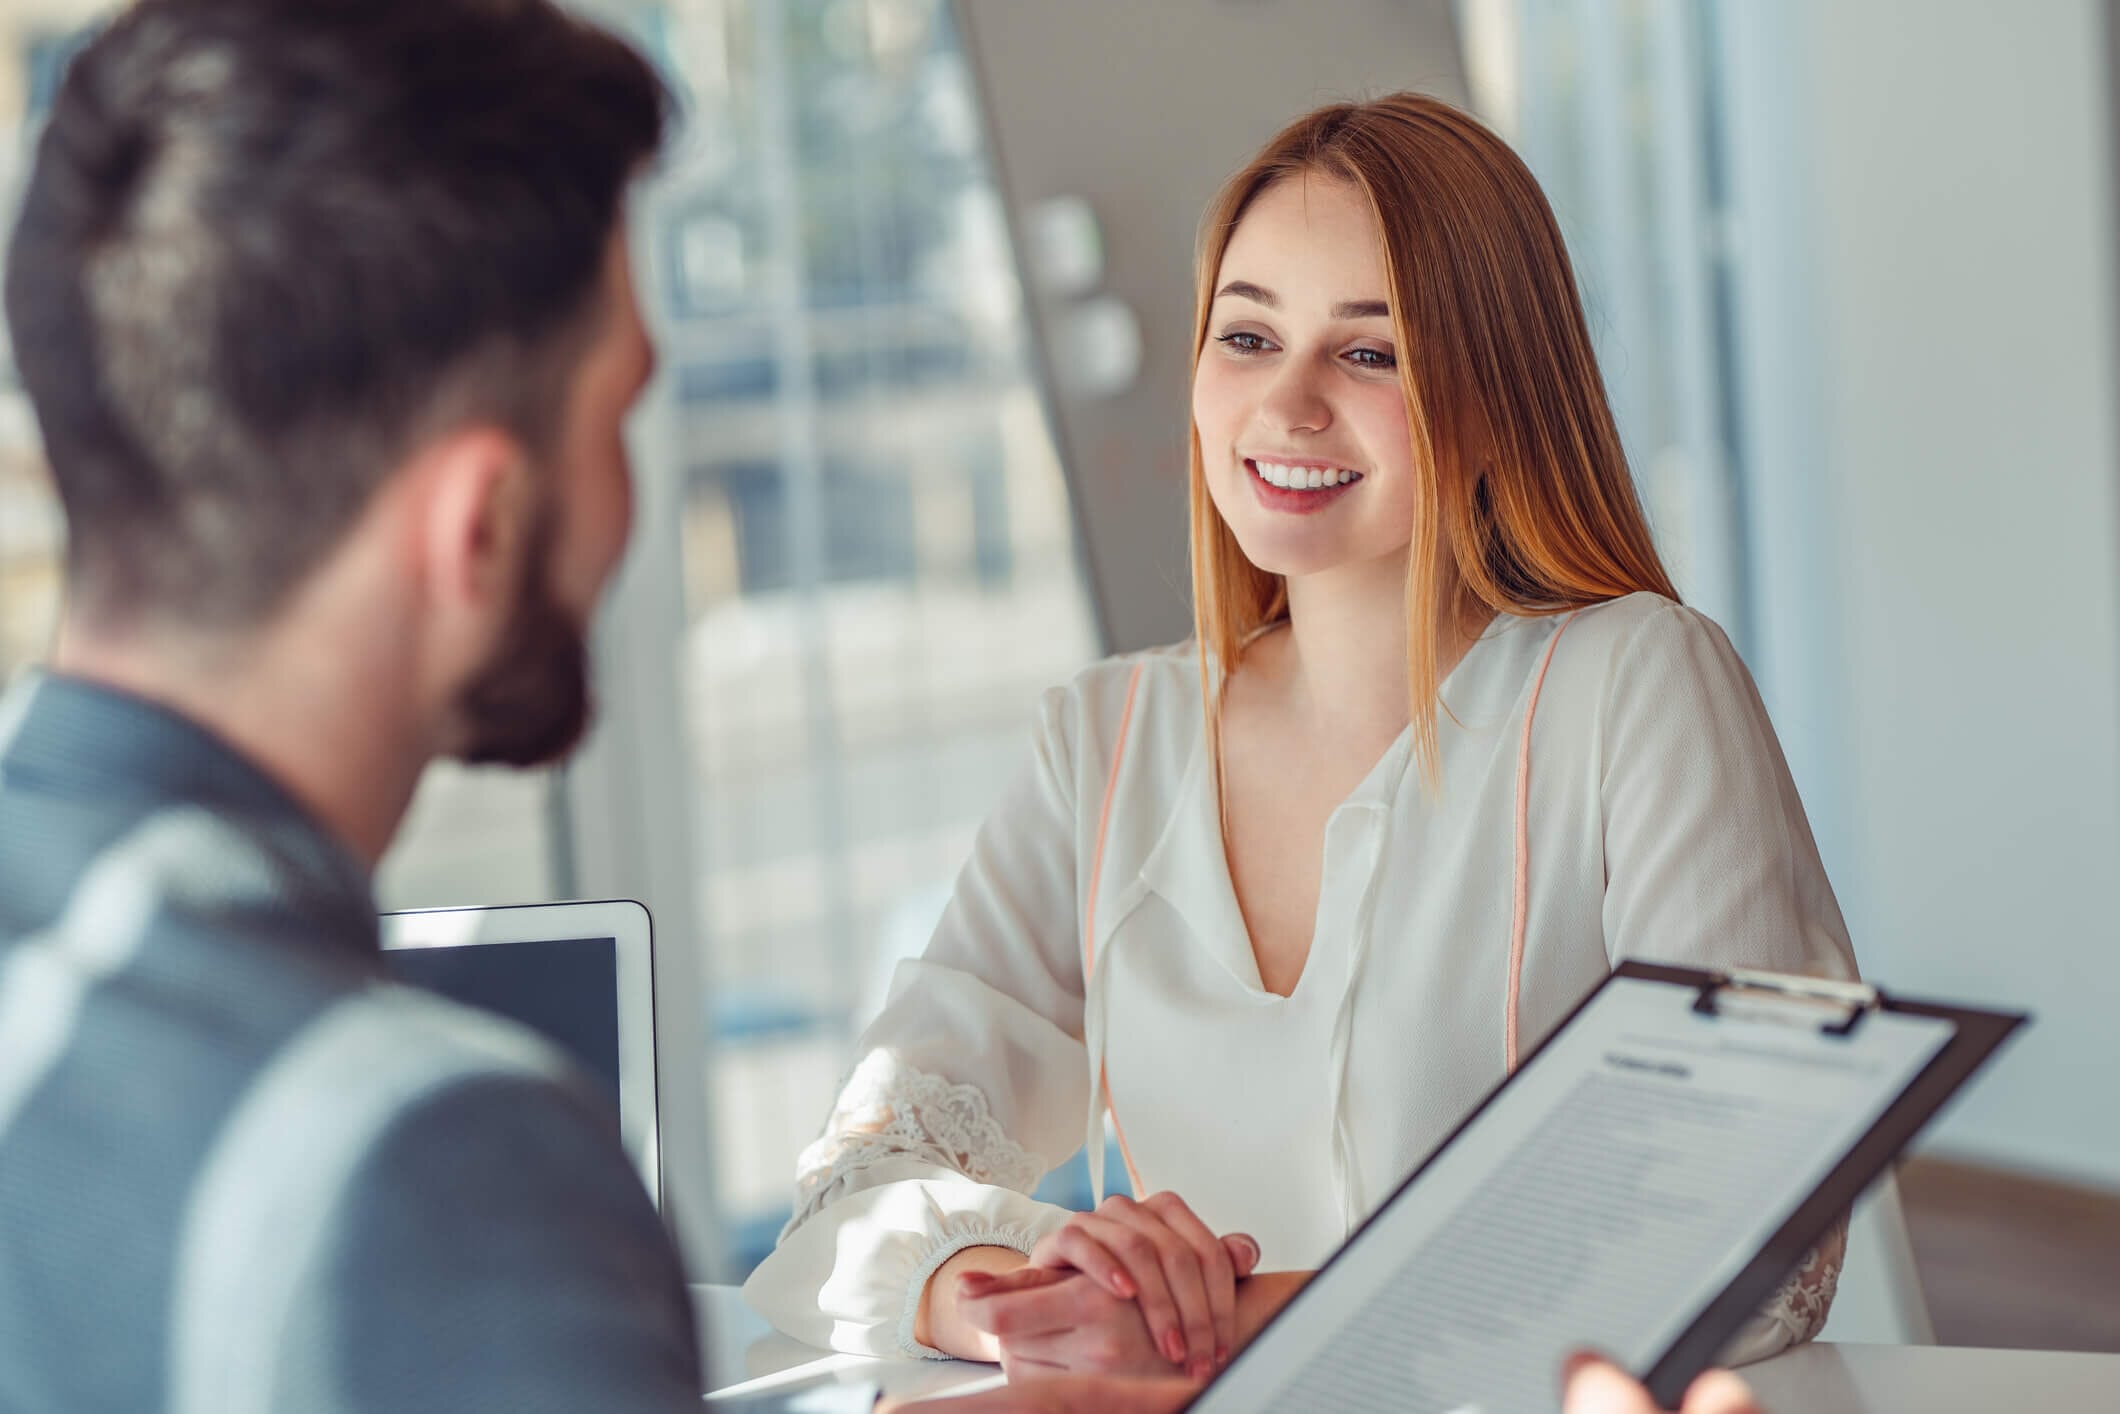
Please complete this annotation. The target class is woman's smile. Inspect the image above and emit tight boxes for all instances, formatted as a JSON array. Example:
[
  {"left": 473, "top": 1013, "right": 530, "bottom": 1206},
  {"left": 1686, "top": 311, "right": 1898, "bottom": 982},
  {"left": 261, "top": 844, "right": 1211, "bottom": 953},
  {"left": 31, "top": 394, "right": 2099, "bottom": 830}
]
[{"left": 1245, "top": 456, "right": 1365, "bottom": 514}]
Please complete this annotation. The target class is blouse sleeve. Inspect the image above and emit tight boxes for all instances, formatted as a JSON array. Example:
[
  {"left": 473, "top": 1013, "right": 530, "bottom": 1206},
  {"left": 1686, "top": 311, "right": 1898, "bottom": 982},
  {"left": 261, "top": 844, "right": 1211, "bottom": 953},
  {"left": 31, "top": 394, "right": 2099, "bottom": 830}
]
[
  {"left": 1597, "top": 602, "right": 1859, "bottom": 982},
  {"left": 1596, "top": 602, "right": 1860, "bottom": 1360},
  {"left": 741, "top": 685, "right": 1096, "bottom": 1358}
]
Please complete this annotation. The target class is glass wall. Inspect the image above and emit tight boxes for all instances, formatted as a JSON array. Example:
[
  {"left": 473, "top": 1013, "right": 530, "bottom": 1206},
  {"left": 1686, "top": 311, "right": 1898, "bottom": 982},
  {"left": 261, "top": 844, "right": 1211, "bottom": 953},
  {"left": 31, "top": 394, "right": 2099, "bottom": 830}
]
[
  {"left": 0, "top": 3, "right": 93, "bottom": 688},
  {"left": 614, "top": 0, "right": 1101, "bottom": 1268},
  {"left": 0, "top": 0, "right": 1103, "bottom": 1278},
  {"left": 1460, "top": 0, "right": 1751, "bottom": 646}
]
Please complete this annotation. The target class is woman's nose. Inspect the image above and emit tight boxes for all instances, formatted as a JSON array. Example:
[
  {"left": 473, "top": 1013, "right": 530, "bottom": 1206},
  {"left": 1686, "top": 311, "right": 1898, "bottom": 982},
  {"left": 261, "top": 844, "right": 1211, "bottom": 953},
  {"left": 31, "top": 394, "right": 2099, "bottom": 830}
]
[{"left": 1255, "top": 354, "right": 1333, "bottom": 436}]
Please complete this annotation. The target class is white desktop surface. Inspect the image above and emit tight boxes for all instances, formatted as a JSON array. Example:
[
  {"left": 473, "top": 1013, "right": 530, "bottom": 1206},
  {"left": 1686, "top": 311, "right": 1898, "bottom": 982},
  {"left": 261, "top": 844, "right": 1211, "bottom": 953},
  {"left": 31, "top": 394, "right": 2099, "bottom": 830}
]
[{"left": 694, "top": 1285, "right": 2120, "bottom": 1409}]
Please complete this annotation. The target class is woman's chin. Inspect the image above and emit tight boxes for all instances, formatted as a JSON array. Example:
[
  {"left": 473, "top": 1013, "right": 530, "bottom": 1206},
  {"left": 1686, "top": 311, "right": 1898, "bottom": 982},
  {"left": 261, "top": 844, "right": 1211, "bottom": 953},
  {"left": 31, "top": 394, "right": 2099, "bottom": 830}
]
[{"left": 1226, "top": 528, "right": 1396, "bottom": 584}]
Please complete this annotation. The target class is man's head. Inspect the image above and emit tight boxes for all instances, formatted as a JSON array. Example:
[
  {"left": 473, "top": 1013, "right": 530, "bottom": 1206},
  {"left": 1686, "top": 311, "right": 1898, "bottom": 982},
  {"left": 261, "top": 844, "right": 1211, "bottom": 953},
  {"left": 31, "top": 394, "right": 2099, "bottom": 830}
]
[{"left": 5, "top": 0, "right": 667, "bottom": 766}]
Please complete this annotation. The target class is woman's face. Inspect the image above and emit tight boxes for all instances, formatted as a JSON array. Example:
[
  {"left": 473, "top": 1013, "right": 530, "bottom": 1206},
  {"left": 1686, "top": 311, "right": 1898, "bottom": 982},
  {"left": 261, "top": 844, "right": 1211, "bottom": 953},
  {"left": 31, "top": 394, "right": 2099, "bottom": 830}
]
[{"left": 1191, "top": 174, "right": 1418, "bottom": 582}]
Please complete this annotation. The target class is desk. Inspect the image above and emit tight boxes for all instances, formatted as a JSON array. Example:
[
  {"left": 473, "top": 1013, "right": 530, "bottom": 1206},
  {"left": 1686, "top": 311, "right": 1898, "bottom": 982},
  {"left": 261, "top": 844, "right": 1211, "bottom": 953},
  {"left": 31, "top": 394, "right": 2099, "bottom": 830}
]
[{"left": 694, "top": 1285, "right": 2120, "bottom": 1410}]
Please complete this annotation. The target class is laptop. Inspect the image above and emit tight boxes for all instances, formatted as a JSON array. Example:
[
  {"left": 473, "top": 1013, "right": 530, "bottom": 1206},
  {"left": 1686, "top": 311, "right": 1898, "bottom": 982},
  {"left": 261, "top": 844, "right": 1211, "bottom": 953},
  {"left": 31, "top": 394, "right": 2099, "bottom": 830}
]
[{"left": 379, "top": 899, "right": 660, "bottom": 1206}]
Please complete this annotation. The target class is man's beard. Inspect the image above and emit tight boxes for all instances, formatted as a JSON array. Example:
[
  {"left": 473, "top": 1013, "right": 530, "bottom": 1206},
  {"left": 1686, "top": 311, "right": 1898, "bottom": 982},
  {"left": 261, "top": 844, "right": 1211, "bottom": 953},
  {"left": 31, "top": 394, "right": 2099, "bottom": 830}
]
[{"left": 453, "top": 525, "right": 594, "bottom": 769}]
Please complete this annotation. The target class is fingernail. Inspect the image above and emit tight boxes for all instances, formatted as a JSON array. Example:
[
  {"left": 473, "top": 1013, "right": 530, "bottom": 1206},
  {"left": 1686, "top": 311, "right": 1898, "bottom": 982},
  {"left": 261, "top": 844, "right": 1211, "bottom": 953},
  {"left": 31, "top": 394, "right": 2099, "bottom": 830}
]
[
  {"left": 1190, "top": 1359, "right": 1214, "bottom": 1381},
  {"left": 1560, "top": 1350, "right": 1602, "bottom": 1384},
  {"left": 1162, "top": 1330, "right": 1186, "bottom": 1365},
  {"left": 958, "top": 1272, "right": 993, "bottom": 1293},
  {"left": 1237, "top": 1235, "right": 1261, "bottom": 1266},
  {"left": 1111, "top": 1272, "right": 1137, "bottom": 1298},
  {"left": 1216, "top": 1346, "right": 1230, "bottom": 1367}
]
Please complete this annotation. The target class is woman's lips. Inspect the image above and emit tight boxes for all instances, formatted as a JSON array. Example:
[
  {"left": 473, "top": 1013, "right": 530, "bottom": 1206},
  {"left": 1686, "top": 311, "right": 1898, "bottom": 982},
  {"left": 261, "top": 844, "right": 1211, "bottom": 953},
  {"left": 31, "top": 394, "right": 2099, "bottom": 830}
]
[{"left": 1246, "top": 458, "right": 1363, "bottom": 515}]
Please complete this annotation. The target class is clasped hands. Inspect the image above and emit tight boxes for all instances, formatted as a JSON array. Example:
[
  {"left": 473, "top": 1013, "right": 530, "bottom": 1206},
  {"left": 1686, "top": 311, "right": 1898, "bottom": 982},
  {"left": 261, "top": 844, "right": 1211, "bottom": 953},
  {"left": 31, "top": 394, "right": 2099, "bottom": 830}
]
[
  {"left": 915, "top": 1191, "right": 1764, "bottom": 1414},
  {"left": 924, "top": 1191, "right": 1279, "bottom": 1381}
]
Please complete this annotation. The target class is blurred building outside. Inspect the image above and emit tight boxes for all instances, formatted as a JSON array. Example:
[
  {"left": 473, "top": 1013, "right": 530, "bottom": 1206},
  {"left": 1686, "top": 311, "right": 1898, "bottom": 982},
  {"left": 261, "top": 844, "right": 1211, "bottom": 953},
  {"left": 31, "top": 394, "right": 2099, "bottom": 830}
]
[{"left": 0, "top": 0, "right": 1107, "bottom": 1276}]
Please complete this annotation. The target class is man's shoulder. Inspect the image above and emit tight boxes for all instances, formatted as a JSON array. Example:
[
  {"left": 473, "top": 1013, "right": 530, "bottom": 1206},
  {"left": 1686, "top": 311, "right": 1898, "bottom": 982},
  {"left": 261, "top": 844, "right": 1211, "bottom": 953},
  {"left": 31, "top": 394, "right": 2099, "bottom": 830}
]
[
  {"left": 172, "top": 985, "right": 698, "bottom": 1411},
  {"left": 196, "top": 982, "right": 586, "bottom": 1214},
  {"left": 312, "top": 984, "right": 659, "bottom": 1265}
]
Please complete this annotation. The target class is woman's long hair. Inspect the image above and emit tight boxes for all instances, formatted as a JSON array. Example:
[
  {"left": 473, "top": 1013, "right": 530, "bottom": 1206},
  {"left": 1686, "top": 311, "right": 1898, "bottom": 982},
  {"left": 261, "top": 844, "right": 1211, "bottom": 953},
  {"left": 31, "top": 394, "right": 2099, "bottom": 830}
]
[{"left": 1188, "top": 93, "right": 1677, "bottom": 785}]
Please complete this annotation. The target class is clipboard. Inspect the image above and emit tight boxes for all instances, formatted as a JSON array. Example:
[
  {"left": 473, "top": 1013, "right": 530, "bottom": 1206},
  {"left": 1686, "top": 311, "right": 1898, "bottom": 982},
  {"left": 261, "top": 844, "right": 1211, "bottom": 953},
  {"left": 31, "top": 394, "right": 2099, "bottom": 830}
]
[{"left": 1187, "top": 960, "right": 2026, "bottom": 1414}]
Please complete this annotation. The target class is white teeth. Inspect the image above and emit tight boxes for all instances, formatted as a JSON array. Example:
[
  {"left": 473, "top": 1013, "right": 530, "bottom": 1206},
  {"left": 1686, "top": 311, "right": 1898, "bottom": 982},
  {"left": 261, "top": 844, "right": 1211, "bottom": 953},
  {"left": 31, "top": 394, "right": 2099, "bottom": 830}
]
[{"left": 1253, "top": 460, "right": 1360, "bottom": 492}]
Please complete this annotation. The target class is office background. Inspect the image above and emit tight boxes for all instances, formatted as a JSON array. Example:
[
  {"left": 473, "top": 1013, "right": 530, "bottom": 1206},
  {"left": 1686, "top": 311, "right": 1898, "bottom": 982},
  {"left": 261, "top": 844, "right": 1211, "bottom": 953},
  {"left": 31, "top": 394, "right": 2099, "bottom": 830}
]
[{"left": 1, "top": 0, "right": 2114, "bottom": 1348}]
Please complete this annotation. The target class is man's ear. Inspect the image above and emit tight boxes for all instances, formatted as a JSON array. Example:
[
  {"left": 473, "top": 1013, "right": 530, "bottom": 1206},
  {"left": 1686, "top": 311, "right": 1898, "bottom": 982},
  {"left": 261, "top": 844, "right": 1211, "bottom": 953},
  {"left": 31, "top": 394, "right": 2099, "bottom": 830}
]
[{"left": 415, "top": 424, "right": 538, "bottom": 622}]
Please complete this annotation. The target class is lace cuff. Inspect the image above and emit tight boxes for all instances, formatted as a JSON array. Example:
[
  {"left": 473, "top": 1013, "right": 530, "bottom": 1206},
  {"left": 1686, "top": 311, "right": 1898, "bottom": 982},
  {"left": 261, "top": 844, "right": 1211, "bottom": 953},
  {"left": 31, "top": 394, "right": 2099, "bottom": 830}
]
[
  {"left": 1721, "top": 1217, "right": 1848, "bottom": 1366},
  {"left": 787, "top": 1052, "right": 1047, "bottom": 1235}
]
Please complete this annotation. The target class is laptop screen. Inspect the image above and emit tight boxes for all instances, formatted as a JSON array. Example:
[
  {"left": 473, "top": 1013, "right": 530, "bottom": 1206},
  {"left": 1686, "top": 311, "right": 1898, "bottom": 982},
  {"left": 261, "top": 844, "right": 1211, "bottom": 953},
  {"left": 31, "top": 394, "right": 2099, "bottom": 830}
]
[{"left": 381, "top": 934, "right": 622, "bottom": 1105}]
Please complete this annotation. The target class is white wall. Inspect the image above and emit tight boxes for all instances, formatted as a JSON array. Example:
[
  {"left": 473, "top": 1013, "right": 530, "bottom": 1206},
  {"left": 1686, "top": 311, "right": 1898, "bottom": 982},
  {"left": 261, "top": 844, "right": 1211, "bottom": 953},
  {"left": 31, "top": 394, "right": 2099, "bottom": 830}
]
[
  {"left": 956, "top": 0, "right": 1469, "bottom": 652},
  {"left": 1755, "top": 0, "right": 2120, "bottom": 1187}
]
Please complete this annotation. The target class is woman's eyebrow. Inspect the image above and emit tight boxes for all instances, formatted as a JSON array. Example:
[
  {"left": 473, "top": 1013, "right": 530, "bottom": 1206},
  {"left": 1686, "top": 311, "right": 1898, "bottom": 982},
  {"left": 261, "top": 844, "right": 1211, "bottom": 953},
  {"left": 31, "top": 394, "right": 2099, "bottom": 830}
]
[
  {"left": 1212, "top": 281, "right": 1390, "bottom": 321},
  {"left": 1216, "top": 279, "right": 1278, "bottom": 307}
]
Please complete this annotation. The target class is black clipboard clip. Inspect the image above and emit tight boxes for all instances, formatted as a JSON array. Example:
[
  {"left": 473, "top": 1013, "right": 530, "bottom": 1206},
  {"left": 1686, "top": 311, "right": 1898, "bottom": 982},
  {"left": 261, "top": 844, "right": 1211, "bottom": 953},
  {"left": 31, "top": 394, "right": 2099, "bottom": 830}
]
[{"left": 1690, "top": 968, "right": 1882, "bottom": 1038}]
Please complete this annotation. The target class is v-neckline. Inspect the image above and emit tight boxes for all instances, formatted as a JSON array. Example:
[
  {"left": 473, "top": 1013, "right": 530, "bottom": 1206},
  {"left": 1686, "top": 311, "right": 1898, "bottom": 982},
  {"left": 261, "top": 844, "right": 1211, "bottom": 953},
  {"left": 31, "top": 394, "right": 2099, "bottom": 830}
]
[{"left": 1142, "top": 615, "right": 1517, "bottom": 1000}]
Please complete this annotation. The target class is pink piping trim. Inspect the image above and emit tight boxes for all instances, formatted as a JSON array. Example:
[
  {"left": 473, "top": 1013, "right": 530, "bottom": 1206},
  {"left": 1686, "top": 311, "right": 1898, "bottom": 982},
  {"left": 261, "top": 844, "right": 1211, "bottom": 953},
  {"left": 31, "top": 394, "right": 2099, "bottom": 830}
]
[
  {"left": 1085, "top": 663, "right": 1147, "bottom": 1196},
  {"left": 1506, "top": 615, "right": 1575, "bottom": 1074},
  {"left": 1084, "top": 663, "right": 1145, "bottom": 982},
  {"left": 1104, "top": 1078, "right": 1145, "bottom": 1198}
]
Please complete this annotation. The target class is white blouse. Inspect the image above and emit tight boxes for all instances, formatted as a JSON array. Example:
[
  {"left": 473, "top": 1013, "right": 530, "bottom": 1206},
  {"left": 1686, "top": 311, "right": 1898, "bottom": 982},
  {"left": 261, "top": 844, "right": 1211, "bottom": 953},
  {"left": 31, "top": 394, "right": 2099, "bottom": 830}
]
[{"left": 743, "top": 593, "right": 1858, "bottom": 1365}]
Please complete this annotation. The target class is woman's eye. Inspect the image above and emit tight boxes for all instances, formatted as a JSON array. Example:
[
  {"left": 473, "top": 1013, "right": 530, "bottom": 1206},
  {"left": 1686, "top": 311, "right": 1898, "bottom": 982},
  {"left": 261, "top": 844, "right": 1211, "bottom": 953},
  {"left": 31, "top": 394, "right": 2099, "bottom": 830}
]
[
  {"left": 1214, "top": 331, "right": 1272, "bottom": 354},
  {"left": 1345, "top": 347, "right": 1396, "bottom": 370}
]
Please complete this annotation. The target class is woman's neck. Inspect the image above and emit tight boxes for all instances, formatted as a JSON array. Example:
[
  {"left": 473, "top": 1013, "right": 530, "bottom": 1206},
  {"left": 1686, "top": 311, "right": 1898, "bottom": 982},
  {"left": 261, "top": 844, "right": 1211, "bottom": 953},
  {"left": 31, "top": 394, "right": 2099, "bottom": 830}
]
[{"left": 1270, "top": 555, "right": 1485, "bottom": 744}]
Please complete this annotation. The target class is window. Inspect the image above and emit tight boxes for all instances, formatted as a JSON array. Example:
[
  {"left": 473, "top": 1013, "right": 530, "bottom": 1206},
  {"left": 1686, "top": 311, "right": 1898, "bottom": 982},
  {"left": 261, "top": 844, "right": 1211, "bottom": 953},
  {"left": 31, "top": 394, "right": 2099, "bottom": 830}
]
[
  {"left": 0, "top": 0, "right": 1105, "bottom": 1281},
  {"left": 0, "top": 7, "right": 93, "bottom": 689},
  {"left": 1460, "top": 0, "right": 1752, "bottom": 644},
  {"left": 607, "top": 0, "right": 1102, "bottom": 1272}
]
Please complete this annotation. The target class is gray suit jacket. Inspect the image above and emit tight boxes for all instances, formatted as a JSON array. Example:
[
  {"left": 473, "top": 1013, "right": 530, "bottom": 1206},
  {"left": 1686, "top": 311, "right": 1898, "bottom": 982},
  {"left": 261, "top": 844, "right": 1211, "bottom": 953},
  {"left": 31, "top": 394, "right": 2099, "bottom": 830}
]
[{"left": 0, "top": 673, "right": 701, "bottom": 1412}]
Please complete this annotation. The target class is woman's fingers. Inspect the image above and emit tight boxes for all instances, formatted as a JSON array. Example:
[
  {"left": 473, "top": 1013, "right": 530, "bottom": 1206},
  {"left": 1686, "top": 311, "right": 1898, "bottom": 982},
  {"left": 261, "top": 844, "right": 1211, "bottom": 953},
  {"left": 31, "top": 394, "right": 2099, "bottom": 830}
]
[
  {"left": 1070, "top": 1211, "right": 1190, "bottom": 1366},
  {"left": 1021, "top": 1196, "right": 1261, "bottom": 1375},
  {"left": 896, "top": 1374, "right": 1199, "bottom": 1414},
  {"left": 990, "top": 1276, "right": 1173, "bottom": 1377},
  {"left": 1138, "top": 1191, "right": 1238, "bottom": 1370},
  {"left": 1032, "top": 1223, "right": 1138, "bottom": 1301},
  {"left": 960, "top": 1273, "right": 1109, "bottom": 1341},
  {"left": 965, "top": 1271, "right": 1171, "bottom": 1378},
  {"left": 1093, "top": 1204, "right": 1212, "bottom": 1373},
  {"left": 959, "top": 1264, "right": 1069, "bottom": 1300}
]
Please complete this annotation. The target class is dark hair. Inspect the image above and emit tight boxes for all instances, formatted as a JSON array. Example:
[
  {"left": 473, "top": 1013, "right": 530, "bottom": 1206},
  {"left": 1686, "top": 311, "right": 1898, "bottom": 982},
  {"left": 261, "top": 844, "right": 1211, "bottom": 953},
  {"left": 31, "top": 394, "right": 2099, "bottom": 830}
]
[{"left": 4, "top": 0, "right": 671, "bottom": 627}]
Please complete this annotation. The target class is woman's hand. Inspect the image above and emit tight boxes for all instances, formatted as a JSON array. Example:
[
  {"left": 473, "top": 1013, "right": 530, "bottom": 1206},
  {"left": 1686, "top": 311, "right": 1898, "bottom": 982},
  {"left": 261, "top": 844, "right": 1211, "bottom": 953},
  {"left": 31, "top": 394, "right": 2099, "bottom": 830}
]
[
  {"left": 1025, "top": 1191, "right": 1261, "bottom": 1378},
  {"left": 958, "top": 1266, "right": 1170, "bottom": 1378},
  {"left": 1562, "top": 1354, "right": 1763, "bottom": 1413},
  {"left": 882, "top": 1373, "right": 1200, "bottom": 1414}
]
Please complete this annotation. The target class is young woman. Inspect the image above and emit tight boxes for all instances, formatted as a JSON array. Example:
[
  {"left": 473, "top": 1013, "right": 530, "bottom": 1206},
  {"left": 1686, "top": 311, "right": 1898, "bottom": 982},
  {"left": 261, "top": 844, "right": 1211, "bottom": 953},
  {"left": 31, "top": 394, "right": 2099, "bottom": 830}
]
[{"left": 744, "top": 93, "right": 1856, "bottom": 1381}]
